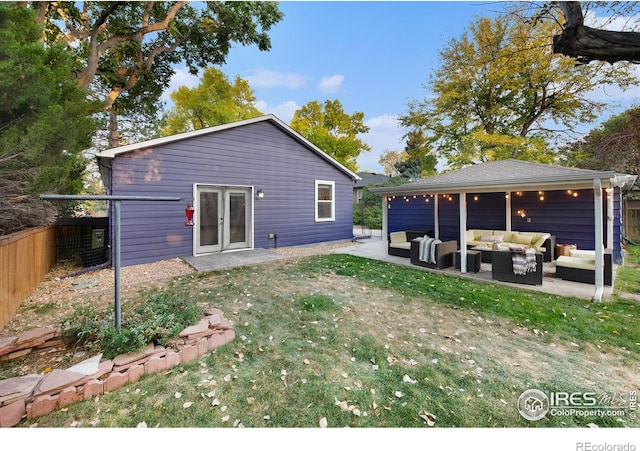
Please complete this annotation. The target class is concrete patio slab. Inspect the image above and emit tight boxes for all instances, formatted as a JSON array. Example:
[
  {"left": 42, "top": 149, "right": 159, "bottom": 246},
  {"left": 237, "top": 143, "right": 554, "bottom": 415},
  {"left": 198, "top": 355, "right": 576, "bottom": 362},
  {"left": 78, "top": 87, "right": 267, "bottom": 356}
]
[
  {"left": 183, "top": 248, "right": 287, "bottom": 272},
  {"left": 332, "top": 236, "right": 614, "bottom": 301},
  {"left": 180, "top": 229, "right": 614, "bottom": 301}
]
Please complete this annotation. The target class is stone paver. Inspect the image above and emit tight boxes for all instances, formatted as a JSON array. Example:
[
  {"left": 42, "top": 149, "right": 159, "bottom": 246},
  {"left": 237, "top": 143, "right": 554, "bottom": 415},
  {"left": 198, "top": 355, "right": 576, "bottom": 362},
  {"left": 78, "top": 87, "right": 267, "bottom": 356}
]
[
  {"left": 15, "top": 327, "right": 57, "bottom": 347},
  {"left": 1, "top": 308, "right": 235, "bottom": 427},
  {"left": 0, "top": 375, "right": 42, "bottom": 404},
  {"left": 34, "top": 369, "right": 87, "bottom": 397}
]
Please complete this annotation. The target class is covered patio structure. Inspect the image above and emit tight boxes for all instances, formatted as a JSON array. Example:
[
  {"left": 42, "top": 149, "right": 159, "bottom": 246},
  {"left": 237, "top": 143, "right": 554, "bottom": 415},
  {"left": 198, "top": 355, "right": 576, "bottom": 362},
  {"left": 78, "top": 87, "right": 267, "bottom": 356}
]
[{"left": 371, "top": 160, "right": 637, "bottom": 301}]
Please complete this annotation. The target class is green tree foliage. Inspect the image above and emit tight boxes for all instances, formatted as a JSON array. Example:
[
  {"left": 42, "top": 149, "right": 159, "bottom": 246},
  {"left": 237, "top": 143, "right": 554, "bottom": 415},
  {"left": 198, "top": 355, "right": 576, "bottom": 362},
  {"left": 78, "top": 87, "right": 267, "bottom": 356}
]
[
  {"left": 160, "top": 67, "right": 263, "bottom": 135},
  {"left": 0, "top": 4, "right": 97, "bottom": 235},
  {"left": 353, "top": 186, "right": 382, "bottom": 230},
  {"left": 353, "top": 177, "right": 410, "bottom": 230},
  {"left": 562, "top": 106, "right": 640, "bottom": 192},
  {"left": 394, "top": 129, "right": 437, "bottom": 179},
  {"left": 290, "top": 99, "right": 370, "bottom": 172},
  {"left": 26, "top": 1, "right": 283, "bottom": 145},
  {"left": 378, "top": 149, "right": 407, "bottom": 177},
  {"left": 400, "top": 5, "right": 637, "bottom": 170}
]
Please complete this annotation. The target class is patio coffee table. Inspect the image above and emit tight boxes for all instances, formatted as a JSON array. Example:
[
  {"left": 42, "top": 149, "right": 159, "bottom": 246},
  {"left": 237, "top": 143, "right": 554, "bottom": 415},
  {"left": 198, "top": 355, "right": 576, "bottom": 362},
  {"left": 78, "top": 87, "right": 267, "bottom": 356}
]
[
  {"left": 491, "top": 249, "right": 543, "bottom": 285},
  {"left": 470, "top": 246, "right": 495, "bottom": 263}
]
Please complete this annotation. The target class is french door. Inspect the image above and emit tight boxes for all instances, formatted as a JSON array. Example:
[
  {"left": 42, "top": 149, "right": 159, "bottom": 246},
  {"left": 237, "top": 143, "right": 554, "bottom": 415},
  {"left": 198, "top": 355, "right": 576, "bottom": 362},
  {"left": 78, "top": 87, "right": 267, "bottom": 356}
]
[{"left": 195, "top": 185, "right": 252, "bottom": 254}]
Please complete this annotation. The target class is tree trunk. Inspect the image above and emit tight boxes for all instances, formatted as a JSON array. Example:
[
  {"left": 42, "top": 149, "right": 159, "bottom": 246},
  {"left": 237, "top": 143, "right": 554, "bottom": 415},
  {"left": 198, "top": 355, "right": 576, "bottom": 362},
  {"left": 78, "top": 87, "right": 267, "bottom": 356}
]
[
  {"left": 553, "top": 1, "right": 640, "bottom": 64},
  {"left": 108, "top": 111, "right": 119, "bottom": 149}
]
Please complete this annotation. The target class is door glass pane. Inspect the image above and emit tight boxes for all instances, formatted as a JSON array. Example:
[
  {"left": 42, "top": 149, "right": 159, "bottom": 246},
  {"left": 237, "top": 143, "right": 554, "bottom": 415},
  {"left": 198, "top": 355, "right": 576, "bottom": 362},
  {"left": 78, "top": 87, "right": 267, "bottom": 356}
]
[
  {"left": 228, "top": 193, "right": 246, "bottom": 244},
  {"left": 199, "top": 192, "right": 219, "bottom": 246}
]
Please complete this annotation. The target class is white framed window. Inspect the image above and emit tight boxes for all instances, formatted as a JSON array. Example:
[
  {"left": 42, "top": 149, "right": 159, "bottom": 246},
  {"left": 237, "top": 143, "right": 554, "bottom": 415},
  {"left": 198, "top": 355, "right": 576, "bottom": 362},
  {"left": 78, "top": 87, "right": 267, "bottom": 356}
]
[{"left": 315, "top": 180, "right": 335, "bottom": 222}]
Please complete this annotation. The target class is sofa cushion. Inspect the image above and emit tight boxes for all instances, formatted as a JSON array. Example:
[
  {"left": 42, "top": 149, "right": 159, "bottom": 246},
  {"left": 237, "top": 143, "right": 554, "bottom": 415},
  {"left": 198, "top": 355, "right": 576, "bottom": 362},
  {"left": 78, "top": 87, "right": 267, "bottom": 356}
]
[
  {"left": 473, "top": 230, "right": 493, "bottom": 240},
  {"left": 556, "top": 255, "right": 595, "bottom": 270},
  {"left": 570, "top": 249, "right": 596, "bottom": 259},
  {"left": 390, "top": 242, "right": 411, "bottom": 250},
  {"left": 390, "top": 231, "right": 407, "bottom": 244},
  {"left": 511, "top": 233, "right": 533, "bottom": 245}
]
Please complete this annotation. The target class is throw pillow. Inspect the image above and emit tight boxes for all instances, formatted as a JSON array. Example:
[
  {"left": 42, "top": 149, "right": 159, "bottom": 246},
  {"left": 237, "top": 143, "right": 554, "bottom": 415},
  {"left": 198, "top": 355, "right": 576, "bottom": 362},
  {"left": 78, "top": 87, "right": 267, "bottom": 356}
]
[
  {"left": 479, "top": 235, "right": 494, "bottom": 242},
  {"left": 492, "top": 235, "right": 504, "bottom": 243}
]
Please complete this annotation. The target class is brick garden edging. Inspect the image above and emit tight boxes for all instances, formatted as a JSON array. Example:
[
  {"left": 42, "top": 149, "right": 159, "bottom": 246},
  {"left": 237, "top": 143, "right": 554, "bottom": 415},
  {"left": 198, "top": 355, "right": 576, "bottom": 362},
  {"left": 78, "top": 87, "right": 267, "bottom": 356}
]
[{"left": 0, "top": 308, "right": 235, "bottom": 427}]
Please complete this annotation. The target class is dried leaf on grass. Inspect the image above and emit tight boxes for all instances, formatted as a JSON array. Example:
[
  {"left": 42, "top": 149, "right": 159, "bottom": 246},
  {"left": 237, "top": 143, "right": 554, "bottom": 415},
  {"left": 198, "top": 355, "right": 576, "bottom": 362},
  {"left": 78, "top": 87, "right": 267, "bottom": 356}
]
[
  {"left": 419, "top": 411, "right": 436, "bottom": 426},
  {"left": 402, "top": 374, "right": 417, "bottom": 384}
]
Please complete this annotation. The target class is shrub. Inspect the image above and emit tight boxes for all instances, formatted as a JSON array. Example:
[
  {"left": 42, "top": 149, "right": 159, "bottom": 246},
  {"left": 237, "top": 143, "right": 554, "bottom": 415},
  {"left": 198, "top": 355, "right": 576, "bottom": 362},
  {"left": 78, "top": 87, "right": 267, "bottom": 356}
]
[{"left": 61, "top": 287, "right": 203, "bottom": 359}]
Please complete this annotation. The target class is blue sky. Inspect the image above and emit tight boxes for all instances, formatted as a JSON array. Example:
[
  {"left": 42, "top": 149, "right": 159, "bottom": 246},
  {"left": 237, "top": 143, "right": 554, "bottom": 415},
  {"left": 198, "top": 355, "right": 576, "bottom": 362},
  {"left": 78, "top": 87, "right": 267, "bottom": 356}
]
[{"left": 163, "top": 1, "right": 640, "bottom": 174}]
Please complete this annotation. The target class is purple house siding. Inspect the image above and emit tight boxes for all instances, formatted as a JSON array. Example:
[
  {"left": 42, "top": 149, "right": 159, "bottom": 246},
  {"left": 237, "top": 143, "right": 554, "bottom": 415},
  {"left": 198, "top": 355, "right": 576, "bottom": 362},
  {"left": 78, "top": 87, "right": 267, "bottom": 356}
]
[
  {"left": 511, "top": 189, "right": 596, "bottom": 250},
  {"left": 101, "top": 117, "right": 357, "bottom": 266},
  {"left": 387, "top": 195, "right": 434, "bottom": 234},
  {"left": 467, "top": 192, "right": 507, "bottom": 230}
]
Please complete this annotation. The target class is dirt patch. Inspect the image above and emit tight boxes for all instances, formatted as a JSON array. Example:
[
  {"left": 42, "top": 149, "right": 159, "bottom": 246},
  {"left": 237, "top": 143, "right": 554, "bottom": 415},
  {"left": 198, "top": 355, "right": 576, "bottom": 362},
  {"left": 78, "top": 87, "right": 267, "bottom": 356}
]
[{"left": 1, "top": 258, "right": 196, "bottom": 376}]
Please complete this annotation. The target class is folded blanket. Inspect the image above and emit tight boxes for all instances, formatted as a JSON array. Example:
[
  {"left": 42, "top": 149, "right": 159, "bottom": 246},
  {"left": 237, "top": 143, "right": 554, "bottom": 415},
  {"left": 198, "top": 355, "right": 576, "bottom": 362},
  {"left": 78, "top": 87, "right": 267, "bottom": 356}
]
[
  {"left": 419, "top": 236, "right": 441, "bottom": 264},
  {"left": 510, "top": 245, "right": 537, "bottom": 275}
]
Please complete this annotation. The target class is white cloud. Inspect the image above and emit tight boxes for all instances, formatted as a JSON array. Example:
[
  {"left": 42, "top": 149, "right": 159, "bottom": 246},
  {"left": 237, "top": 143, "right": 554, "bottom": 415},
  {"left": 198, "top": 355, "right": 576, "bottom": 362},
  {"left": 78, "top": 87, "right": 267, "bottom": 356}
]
[
  {"left": 254, "top": 100, "right": 300, "bottom": 123},
  {"left": 357, "top": 114, "right": 408, "bottom": 173},
  {"left": 317, "top": 75, "right": 344, "bottom": 94},
  {"left": 161, "top": 67, "right": 200, "bottom": 107},
  {"left": 245, "top": 69, "right": 306, "bottom": 89}
]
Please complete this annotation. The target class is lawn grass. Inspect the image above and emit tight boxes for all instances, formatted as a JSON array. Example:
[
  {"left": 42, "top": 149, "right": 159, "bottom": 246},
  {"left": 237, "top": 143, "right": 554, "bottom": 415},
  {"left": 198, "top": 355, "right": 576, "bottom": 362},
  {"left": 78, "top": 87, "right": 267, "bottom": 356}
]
[
  {"left": 614, "top": 243, "right": 640, "bottom": 295},
  {"left": 16, "top": 252, "right": 639, "bottom": 428}
]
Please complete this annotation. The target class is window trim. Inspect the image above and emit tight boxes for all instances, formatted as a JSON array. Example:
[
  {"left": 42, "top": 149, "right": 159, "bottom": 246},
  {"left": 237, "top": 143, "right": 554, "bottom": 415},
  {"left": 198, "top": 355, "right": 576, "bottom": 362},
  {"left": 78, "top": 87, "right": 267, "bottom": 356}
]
[{"left": 315, "top": 180, "right": 335, "bottom": 222}]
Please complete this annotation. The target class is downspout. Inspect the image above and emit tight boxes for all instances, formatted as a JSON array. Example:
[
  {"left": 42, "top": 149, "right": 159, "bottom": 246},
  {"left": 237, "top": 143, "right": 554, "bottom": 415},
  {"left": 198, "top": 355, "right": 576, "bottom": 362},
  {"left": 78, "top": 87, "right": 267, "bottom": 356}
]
[
  {"left": 593, "top": 179, "right": 604, "bottom": 302},
  {"left": 96, "top": 157, "right": 114, "bottom": 270},
  {"left": 606, "top": 187, "right": 614, "bottom": 251}
]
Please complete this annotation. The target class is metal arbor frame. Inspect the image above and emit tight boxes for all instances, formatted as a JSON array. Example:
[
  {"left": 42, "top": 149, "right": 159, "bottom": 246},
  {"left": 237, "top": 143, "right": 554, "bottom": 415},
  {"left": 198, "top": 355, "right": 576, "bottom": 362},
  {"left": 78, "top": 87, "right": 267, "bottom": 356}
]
[{"left": 40, "top": 194, "right": 181, "bottom": 328}]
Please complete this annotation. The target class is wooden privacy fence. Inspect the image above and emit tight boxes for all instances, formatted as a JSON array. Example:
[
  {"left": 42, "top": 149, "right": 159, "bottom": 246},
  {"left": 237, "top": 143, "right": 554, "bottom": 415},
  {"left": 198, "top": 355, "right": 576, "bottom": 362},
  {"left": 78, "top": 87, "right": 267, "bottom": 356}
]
[
  {"left": 624, "top": 199, "right": 640, "bottom": 242},
  {"left": 0, "top": 226, "right": 57, "bottom": 330}
]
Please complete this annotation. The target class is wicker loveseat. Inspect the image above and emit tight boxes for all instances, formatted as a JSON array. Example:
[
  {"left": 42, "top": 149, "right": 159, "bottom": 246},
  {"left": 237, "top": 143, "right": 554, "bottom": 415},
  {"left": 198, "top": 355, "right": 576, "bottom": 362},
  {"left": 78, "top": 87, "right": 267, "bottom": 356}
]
[
  {"left": 410, "top": 238, "right": 457, "bottom": 269},
  {"left": 388, "top": 230, "right": 432, "bottom": 257},
  {"left": 555, "top": 249, "right": 613, "bottom": 285}
]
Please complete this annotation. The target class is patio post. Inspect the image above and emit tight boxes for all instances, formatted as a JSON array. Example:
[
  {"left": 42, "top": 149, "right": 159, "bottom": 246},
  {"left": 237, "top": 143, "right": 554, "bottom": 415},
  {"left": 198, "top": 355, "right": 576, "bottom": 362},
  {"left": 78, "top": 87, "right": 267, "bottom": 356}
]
[
  {"left": 382, "top": 195, "right": 389, "bottom": 257},
  {"left": 434, "top": 194, "right": 439, "bottom": 239},
  {"left": 505, "top": 191, "right": 512, "bottom": 231},
  {"left": 459, "top": 192, "right": 467, "bottom": 273},
  {"left": 593, "top": 179, "right": 604, "bottom": 302}
]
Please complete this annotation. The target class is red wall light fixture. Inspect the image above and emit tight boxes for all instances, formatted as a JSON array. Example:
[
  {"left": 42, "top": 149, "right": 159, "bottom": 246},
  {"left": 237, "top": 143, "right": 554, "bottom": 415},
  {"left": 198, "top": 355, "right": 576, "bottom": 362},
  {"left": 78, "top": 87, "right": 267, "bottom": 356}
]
[{"left": 185, "top": 203, "right": 195, "bottom": 226}]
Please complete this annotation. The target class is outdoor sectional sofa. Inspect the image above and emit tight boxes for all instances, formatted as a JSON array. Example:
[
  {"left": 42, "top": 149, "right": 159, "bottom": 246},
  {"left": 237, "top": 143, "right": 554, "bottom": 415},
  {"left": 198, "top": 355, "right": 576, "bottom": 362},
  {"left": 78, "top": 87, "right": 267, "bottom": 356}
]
[
  {"left": 465, "top": 229, "right": 554, "bottom": 261},
  {"left": 555, "top": 249, "right": 613, "bottom": 285},
  {"left": 388, "top": 230, "right": 433, "bottom": 257}
]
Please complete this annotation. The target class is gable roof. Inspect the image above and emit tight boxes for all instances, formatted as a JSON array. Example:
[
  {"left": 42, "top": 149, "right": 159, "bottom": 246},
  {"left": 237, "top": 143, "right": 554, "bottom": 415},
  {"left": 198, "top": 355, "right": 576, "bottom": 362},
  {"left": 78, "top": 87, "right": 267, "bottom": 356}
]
[
  {"left": 355, "top": 172, "right": 391, "bottom": 188},
  {"left": 371, "top": 159, "right": 636, "bottom": 195},
  {"left": 95, "top": 114, "right": 360, "bottom": 181}
]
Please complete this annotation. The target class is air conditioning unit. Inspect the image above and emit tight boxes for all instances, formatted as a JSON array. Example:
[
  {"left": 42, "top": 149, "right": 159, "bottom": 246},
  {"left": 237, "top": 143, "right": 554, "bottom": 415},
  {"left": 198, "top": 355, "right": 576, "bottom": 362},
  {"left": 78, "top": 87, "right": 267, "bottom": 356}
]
[{"left": 91, "top": 229, "right": 106, "bottom": 249}]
